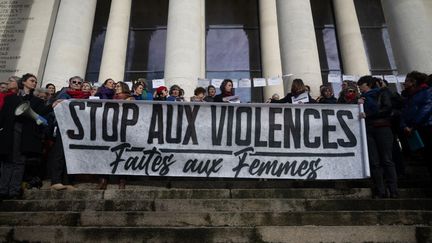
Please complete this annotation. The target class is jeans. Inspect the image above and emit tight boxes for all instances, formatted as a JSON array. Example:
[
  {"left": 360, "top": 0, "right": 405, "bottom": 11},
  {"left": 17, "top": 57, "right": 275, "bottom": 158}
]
[
  {"left": 366, "top": 126, "right": 398, "bottom": 195},
  {"left": 0, "top": 124, "right": 26, "bottom": 196}
]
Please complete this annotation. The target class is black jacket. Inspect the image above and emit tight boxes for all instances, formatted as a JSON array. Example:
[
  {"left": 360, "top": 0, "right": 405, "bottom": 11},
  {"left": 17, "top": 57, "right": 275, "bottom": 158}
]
[{"left": 0, "top": 93, "right": 52, "bottom": 155}]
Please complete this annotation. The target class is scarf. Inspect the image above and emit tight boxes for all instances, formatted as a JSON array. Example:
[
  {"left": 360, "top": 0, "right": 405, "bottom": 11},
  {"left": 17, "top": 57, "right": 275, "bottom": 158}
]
[{"left": 67, "top": 89, "right": 90, "bottom": 99}]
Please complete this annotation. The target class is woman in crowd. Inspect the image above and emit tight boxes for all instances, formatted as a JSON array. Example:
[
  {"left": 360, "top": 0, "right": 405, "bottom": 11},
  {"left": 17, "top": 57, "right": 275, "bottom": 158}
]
[
  {"left": 0, "top": 74, "right": 52, "bottom": 198},
  {"left": 191, "top": 87, "right": 206, "bottom": 102},
  {"left": 114, "top": 81, "right": 134, "bottom": 101},
  {"left": 317, "top": 85, "right": 337, "bottom": 104},
  {"left": 97, "top": 82, "right": 133, "bottom": 190},
  {"left": 204, "top": 85, "right": 216, "bottom": 102},
  {"left": 45, "top": 83, "right": 56, "bottom": 104},
  {"left": 50, "top": 76, "right": 90, "bottom": 191},
  {"left": 135, "top": 78, "right": 152, "bottom": 100},
  {"left": 214, "top": 79, "right": 236, "bottom": 103},
  {"left": 358, "top": 75, "right": 398, "bottom": 198},
  {"left": 95, "top": 78, "right": 115, "bottom": 99},
  {"left": 81, "top": 81, "right": 92, "bottom": 94},
  {"left": 400, "top": 71, "right": 432, "bottom": 176},
  {"left": 132, "top": 82, "right": 145, "bottom": 100},
  {"left": 271, "top": 79, "right": 316, "bottom": 104},
  {"left": 154, "top": 86, "right": 168, "bottom": 101},
  {"left": 337, "top": 82, "right": 359, "bottom": 104},
  {"left": 167, "top": 84, "right": 184, "bottom": 101}
]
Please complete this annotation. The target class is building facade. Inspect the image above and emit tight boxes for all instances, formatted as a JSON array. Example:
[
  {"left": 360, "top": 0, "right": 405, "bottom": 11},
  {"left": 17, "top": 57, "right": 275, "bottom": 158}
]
[{"left": 1, "top": 0, "right": 432, "bottom": 102}]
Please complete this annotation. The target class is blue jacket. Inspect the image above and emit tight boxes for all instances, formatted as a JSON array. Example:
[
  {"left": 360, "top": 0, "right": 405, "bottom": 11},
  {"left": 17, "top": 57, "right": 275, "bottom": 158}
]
[{"left": 400, "top": 86, "right": 432, "bottom": 129}]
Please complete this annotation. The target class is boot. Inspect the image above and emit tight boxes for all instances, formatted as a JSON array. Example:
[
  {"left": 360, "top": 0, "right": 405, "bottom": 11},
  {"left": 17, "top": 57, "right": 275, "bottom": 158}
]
[
  {"left": 119, "top": 179, "right": 126, "bottom": 189},
  {"left": 51, "top": 183, "right": 67, "bottom": 191},
  {"left": 97, "top": 178, "right": 108, "bottom": 190}
]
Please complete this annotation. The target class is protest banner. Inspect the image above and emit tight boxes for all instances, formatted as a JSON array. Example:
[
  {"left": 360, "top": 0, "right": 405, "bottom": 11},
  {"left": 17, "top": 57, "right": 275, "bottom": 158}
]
[{"left": 54, "top": 100, "right": 369, "bottom": 180}]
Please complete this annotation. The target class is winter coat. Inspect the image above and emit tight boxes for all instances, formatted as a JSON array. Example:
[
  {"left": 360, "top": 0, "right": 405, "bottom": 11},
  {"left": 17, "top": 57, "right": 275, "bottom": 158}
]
[{"left": 400, "top": 85, "right": 432, "bottom": 129}]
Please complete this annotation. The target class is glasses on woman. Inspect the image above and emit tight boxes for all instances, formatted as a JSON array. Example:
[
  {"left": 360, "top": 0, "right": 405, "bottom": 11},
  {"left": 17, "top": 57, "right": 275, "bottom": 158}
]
[{"left": 71, "top": 80, "right": 82, "bottom": 85}]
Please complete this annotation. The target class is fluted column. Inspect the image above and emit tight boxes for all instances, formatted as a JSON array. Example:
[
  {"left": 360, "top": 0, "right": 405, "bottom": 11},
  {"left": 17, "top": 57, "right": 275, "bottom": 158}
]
[
  {"left": 259, "top": 0, "right": 284, "bottom": 100},
  {"left": 424, "top": 0, "right": 432, "bottom": 23},
  {"left": 43, "top": 0, "right": 97, "bottom": 88},
  {"left": 164, "top": 0, "right": 205, "bottom": 99},
  {"left": 98, "top": 0, "right": 132, "bottom": 82},
  {"left": 333, "top": 0, "right": 370, "bottom": 75},
  {"left": 276, "top": 0, "right": 322, "bottom": 96},
  {"left": 381, "top": 0, "right": 432, "bottom": 74}
]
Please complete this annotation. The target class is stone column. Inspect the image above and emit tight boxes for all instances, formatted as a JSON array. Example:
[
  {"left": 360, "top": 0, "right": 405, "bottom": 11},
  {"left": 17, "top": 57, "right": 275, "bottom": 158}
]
[
  {"left": 164, "top": 0, "right": 205, "bottom": 99},
  {"left": 276, "top": 0, "right": 322, "bottom": 96},
  {"left": 333, "top": 0, "right": 370, "bottom": 75},
  {"left": 98, "top": 0, "right": 132, "bottom": 82},
  {"left": 381, "top": 0, "right": 432, "bottom": 74},
  {"left": 259, "top": 0, "right": 284, "bottom": 100},
  {"left": 43, "top": 0, "right": 97, "bottom": 89},
  {"left": 424, "top": 0, "right": 432, "bottom": 22}
]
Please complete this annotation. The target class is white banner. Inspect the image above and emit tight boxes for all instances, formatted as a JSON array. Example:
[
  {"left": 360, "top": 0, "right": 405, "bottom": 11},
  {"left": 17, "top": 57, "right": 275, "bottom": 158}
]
[{"left": 54, "top": 101, "right": 369, "bottom": 180}]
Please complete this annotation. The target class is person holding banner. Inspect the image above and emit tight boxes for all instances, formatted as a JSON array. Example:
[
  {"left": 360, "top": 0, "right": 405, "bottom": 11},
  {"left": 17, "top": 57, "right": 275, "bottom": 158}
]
[
  {"left": 214, "top": 79, "right": 240, "bottom": 103},
  {"left": 95, "top": 78, "right": 115, "bottom": 100},
  {"left": 49, "top": 76, "right": 90, "bottom": 191},
  {"left": 204, "top": 85, "right": 216, "bottom": 102},
  {"left": 190, "top": 87, "right": 206, "bottom": 102},
  {"left": 154, "top": 86, "right": 168, "bottom": 101},
  {"left": 167, "top": 85, "right": 184, "bottom": 102},
  {"left": 337, "top": 82, "right": 359, "bottom": 104},
  {"left": 400, "top": 71, "right": 432, "bottom": 177},
  {"left": 358, "top": 76, "right": 398, "bottom": 198},
  {"left": 271, "top": 79, "right": 316, "bottom": 104},
  {"left": 0, "top": 74, "right": 52, "bottom": 199},
  {"left": 317, "top": 85, "right": 337, "bottom": 104}
]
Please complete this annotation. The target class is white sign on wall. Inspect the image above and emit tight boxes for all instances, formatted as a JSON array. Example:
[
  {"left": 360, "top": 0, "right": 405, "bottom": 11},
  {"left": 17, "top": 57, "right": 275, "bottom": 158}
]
[{"left": 55, "top": 101, "right": 369, "bottom": 180}]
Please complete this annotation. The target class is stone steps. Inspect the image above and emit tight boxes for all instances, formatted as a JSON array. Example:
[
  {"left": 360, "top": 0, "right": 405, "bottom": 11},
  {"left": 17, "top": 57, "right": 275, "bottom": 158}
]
[
  {"left": 0, "top": 211, "right": 431, "bottom": 227},
  {"left": 1, "top": 226, "right": 430, "bottom": 243},
  {"left": 21, "top": 188, "right": 432, "bottom": 200},
  {"left": 2, "top": 198, "right": 432, "bottom": 212},
  {"left": 65, "top": 177, "right": 432, "bottom": 189}
]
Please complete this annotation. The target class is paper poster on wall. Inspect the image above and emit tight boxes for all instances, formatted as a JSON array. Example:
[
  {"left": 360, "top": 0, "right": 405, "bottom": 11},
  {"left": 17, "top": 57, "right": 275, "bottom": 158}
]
[
  {"left": 267, "top": 77, "right": 282, "bottom": 86},
  {"left": 232, "top": 79, "right": 239, "bottom": 89},
  {"left": 211, "top": 79, "right": 223, "bottom": 88},
  {"left": 239, "top": 78, "right": 252, "bottom": 88},
  {"left": 343, "top": 75, "right": 357, "bottom": 81},
  {"left": 198, "top": 79, "right": 210, "bottom": 88},
  {"left": 328, "top": 74, "right": 341, "bottom": 83},
  {"left": 384, "top": 75, "right": 397, "bottom": 83},
  {"left": 373, "top": 75, "right": 384, "bottom": 80},
  {"left": 253, "top": 78, "right": 266, "bottom": 87},
  {"left": 152, "top": 79, "right": 165, "bottom": 88}
]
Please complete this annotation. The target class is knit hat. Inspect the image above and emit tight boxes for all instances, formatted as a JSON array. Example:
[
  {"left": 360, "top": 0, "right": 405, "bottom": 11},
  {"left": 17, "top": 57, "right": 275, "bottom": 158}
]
[{"left": 156, "top": 86, "right": 167, "bottom": 94}]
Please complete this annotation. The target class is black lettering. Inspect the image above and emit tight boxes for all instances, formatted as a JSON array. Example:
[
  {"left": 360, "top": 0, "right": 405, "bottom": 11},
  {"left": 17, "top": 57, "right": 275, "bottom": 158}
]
[
  {"left": 337, "top": 110, "right": 357, "bottom": 147},
  {"left": 322, "top": 109, "right": 337, "bottom": 149},
  {"left": 148, "top": 104, "right": 164, "bottom": 144},
  {"left": 102, "top": 102, "right": 119, "bottom": 142},
  {"left": 284, "top": 108, "right": 301, "bottom": 148},
  {"left": 211, "top": 106, "right": 226, "bottom": 146},
  {"left": 227, "top": 106, "right": 234, "bottom": 146},
  {"left": 269, "top": 108, "right": 282, "bottom": 148},
  {"left": 182, "top": 105, "right": 200, "bottom": 145},
  {"left": 120, "top": 103, "right": 139, "bottom": 142},
  {"left": 235, "top": 107, "right": 252, "bottom": 146},
  {"left": 254, "top": 107, "right": 267, "bottom": 147},
  {"left": 67, "top": 101, "right": 85, "bottom": 140},
  {"left": 303, "top": 109, "right": 320, "bottom": 148},
  {"left": 166, "top": 105, "right": 182, "bottom": 143},
  {"left": 87, "top": 101, "right": 103, "bottom": 140}
]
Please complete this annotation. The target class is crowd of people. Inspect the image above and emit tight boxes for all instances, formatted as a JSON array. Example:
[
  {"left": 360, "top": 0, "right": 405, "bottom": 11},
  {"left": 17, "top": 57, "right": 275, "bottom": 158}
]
[{"left": 0, "top": 71, "right": 431, "bottom": 199}]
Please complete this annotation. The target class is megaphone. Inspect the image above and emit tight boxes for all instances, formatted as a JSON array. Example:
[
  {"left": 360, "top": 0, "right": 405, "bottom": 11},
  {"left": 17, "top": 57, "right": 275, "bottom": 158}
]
[{"left": 15, "top": 101, "right": 48, "bottom": 126}]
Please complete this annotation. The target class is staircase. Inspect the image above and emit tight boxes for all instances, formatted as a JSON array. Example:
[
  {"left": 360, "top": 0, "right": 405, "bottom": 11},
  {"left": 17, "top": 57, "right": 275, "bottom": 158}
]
[{"left": 0, "top": 161, "right": 431, "bottom": 242}]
